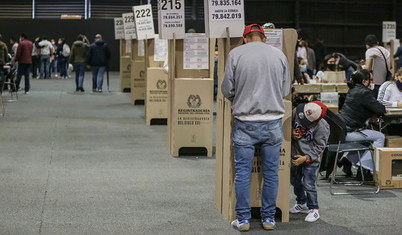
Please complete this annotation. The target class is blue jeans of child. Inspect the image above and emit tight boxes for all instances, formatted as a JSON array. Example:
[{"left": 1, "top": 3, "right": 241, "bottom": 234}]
[
  {"left": 73, "top": 62, "right": 86, "bottom": 88},
  {"left": 91, "top": 66, "right": 106, "bottom": 90},
  {"left": 290, "top": 164, "right": 319, "bottom": 210},
  {"left": 233, "top": 118, "right": 283, "bottom": 221}
]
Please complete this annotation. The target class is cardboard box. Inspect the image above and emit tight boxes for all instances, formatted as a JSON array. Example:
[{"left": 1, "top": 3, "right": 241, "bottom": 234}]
[
  {"left": 294, "top": 84, "right": 321, "bottom": 93},
  {"left": 145, "top": 68, "right": 168, "bottom": 125},
  {"left": 168, "top": 78, "right": 213, "bottom": 157},
  {"left": 321, "top": 83, "right": 337, "bottom": 92},
  {"left": 324, "top": 71, "right": 346, "bottom": 83},
  {"left": 131, "top": 60, "right": 146, "bottom": 105},
  {"left": 120, "top": 56, "right": 131, "bottom": 92},
  {"left": 326, "top": 104, "right": 339, "bottom": 114},
  {"left": 375, "top": 148, "right": 402, "bottom": 189},
  {"left": 336, "top": 83, "right": 349, "bottom": 94},
  {"left": 385, "top": 136, "right": 402, "bottom": 147}
]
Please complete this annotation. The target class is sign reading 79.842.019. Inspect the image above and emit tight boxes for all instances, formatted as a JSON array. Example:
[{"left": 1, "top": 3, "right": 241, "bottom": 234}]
[{"left": 209, "top": 0, "right": 243, "bottom": 21}]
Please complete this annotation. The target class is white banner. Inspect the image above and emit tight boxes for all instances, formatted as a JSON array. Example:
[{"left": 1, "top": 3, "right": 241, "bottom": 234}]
[
  {"left": 114, "top": 17, "right": 125, "bottom": 40},
  {"left": 122, "top": 13, "right": 137, "bottom": 40},
  {"left": 157, "top": 0, "right": 185, "bottom": 39},
  {"left": 133, "top": 4, "right": 155, "bottom": 40}
]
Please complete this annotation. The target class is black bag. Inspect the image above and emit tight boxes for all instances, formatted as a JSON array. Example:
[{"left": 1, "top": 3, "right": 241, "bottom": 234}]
[{"left": 378, "top": 48, "right": 392, "bottom": 81}]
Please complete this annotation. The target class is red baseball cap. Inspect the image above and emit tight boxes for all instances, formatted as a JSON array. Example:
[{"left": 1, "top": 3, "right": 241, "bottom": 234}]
[
  {"left": 296, "top": 101, "right": 328, "bottom": 127},
  {"left": 243, "top": 24, "right": 265, "bottom": 37}
]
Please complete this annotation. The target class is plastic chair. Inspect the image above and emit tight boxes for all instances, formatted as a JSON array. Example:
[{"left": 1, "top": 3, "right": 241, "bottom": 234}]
[{"left": 323, "top": 110, "right": 379, "bottom": 195}]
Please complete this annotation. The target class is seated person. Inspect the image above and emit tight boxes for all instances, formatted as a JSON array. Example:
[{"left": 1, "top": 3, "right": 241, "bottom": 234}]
[
  {"left": 290, "top": 101, "right": 330, "bottom": 222},
  {"left": 338, "top": 70, "right": 386, "bottom": 178},
  {"left": 377, "top": 67, "right": 402, "bottom": 107},
  {"left": 315, "top": 56, "right": 333, "bottom": 83},
  {"left": 377, "top": 67, "right": 402, "bottom": 135},
  {"left": 327, "top": 52, "right": 359, "bottom": 81},
  {"left": 296, "top": 57, "right": 313, "bottom": 84}
]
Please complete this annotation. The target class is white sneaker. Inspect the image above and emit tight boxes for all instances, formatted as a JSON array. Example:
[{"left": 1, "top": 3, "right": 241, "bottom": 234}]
[
  {"left": 305, "top": 209, "right": 320, "bottom": 222},
  {"left": 289, "top": 203, "right": 308, "bottom": 214}
]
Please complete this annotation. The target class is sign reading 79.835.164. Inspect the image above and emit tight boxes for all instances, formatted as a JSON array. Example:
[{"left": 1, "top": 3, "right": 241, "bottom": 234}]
[{"left": 211, "top": 0, "right": 241, "bottom": 6}]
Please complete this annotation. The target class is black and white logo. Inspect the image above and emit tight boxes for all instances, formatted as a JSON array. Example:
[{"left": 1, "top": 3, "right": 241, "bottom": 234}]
[
  {"left": 139, "top": 70, "right": 145, "bottom": 78},
  {"left": 156, "top": 80, "right": 167, "bottom": 90},
  {"left": 187, "top": 95, "right": 202, "bottom": 108},
  {"left": 127, "top": 64, "right": 131, "bottom": 72}
]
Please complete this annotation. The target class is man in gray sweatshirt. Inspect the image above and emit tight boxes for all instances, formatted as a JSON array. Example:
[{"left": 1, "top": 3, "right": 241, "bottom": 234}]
[
  {"left": 290, "top": 101, "right": 329, "bottom": 223},
  {"left": 221, "top": 24, "right": 291, "bottom": 231}
]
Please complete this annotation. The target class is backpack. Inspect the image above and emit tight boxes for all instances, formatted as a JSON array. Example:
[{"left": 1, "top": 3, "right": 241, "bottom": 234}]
[{"left": 62, "top": 44, "right": 70, "bottom": 57}]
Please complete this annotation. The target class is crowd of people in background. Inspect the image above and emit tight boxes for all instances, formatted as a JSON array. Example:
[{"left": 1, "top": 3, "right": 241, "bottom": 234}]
[{"left": 0, "top": 33, "right": 111, "bottom": 94}]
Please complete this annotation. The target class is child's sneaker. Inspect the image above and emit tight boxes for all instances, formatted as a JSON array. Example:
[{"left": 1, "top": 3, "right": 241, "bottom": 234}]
[
  {"left": 289, "top": 203, "right": 308, "bottom": 213},
  {"left": 261, "top": 218, "right": 276, "bottom": 230},
  {"left": 231, "top": 219, "right": 250, "bottom": 232},
  {"left": 305, "top": 209, "right": 320, "bottom": 222}
]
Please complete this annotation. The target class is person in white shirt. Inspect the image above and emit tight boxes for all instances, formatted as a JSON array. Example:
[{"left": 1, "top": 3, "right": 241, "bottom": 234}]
[
  {"left": 364, "top": 34, "right": 391, "bottom": 98},
  {"left": 377, "top": 68, "right": 402, "bottom": 108},
  {"left": 38, "top": 36, "right": 53, "bottom": 79}
]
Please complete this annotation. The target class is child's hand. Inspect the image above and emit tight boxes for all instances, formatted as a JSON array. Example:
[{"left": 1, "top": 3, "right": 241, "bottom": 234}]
[
  {"left": 292, "top": 129, "right": 302, "bottom": 140},
  {"left": 292, "top": 155, "right": 306, "bottom": 166}
]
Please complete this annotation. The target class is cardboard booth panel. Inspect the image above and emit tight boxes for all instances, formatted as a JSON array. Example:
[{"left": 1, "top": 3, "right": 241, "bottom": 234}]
[
  {"left": 375, "top": 148, "right": 402, "bottom": 189},
  {"left": 146, "top": 68, "right": 168, "bottom": 125},
  {"left": 170, "top": 78, "right": 213, "bottom": 157},
  {"left": 131, "top": 60, "right": 146, "bottom": 105},
  {"left": 324, "top": 71, "right": 346, "bottom": 83},
  {"left": 120, "top": 56, "right": 132, "bottom": 92},
  {"left": 385, "top": 136, "right": 402, "bottom": 148}
]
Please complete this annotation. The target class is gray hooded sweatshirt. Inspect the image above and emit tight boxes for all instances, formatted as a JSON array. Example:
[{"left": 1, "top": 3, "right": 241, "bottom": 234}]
[
  {"left": 291, "top": 109, "right": 330, "bottom": 166},
  {"left": 221, "top": 41, "right": 291, "bottom": 117}
]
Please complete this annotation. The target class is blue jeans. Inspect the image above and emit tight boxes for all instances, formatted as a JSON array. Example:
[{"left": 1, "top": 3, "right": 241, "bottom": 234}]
[
  {"left": 40, "top": 54, "right": 51, "bottom": 78},
  {"left": 345, "top": 66, "right": 355, "bottom": 81},
  {"left": 232, "top": 119, "right": 283, "bottom": 221},
  {"left": 345, "top": 129, "right": 384, "bottom": 171},
  {"left": 52, "top": 58, "right": 58, "bottom": 74},
  {"left": 16, "top": 63, "right": 31, "bottom": 92},
  {"left": 73, "top": 62, "right": 86, "bottom": 88},
  {"left": 91, "top": 66, "right": 106, "bottom": 90},
  {"left": 60, "top": 60, "right": 67, "bottom": 77},
  {"left": 290, "top": 164, "right": 319, "bottom": 210}
]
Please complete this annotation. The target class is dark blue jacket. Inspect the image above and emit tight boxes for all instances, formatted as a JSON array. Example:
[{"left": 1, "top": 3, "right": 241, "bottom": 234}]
[{"left": 87, "top": 40, "right": 111, "bottom": 66}]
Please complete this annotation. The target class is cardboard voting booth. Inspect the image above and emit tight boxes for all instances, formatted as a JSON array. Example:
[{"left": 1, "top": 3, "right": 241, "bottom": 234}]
[
  {"left": 167, "top": 34, "right": 214, "bottom": 157},
  {"left": 120, "top": 40, "right": 132, "bottom": 92},
  {"left": 214, "top": 28, "right": 298, "bottom": 222},
  {"left": 144, "top": 36, "right": 168, "bottom": 125},
  {"left": 131, "top": 39, "right": 146, "bottom": 105}
]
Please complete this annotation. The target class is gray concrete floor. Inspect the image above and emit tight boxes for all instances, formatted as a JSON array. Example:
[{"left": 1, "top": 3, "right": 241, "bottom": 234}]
[{"left": 0, "top": 72, "right": 401, "bottom": 235}]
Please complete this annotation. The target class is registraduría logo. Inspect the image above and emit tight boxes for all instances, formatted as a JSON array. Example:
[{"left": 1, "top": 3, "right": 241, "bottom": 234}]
[
  {"left": 187, "top": 95, "right": 202, "bottom": 108},
  {"left": 156, "top": 80, "right": 167, "bottom": 90}
]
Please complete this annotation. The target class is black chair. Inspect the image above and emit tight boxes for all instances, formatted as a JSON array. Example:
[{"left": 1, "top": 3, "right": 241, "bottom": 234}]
[{"left": 323, "top": 110, "right": 379, "bottom": 195}]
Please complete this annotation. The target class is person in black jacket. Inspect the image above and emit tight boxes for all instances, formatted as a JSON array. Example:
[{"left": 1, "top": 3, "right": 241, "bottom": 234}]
[
  {"left": 87, "top": 34, "right": 111, "bottom": 93},
  {"left": 338, "top": 69, "right": 386, "bottom": 177}
]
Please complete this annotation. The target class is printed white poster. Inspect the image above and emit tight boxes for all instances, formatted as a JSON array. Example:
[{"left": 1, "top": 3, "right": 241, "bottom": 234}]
[
  {"left": 138, "top": 40, "right": 145, "bottom": 57},
  {"left": 183, "top": 33, "right": 209, "bottom": 70},
  {"left": 382, "top": 21, "right": 396, "bottom": 43},
  {"left": 265, "top": 29, "right": 283, "bottom": 51},
  {"left": 153, "top": 35, "right": 168, "bottom": 62}
]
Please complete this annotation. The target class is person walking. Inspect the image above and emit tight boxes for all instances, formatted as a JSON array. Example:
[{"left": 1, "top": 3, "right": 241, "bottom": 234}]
[
  {"left": 50, "top": 39, "right": 58, "bottom": 78},
  {"left": 221, "top": 24, "right": 291, "bottom": 231},
  {"left": 87, "top": 34, "right": 111, "bottom": 93},
  {"left": 14, "top": 33, "right": 33, "bottom": 94},
  {"left": 69, "top": 34, "right": 89, "bottom": 92},
  {"left": 31, "top": 37, "right": 41, "bottom": 79},
  {"left": 56, "top": 38, "right": 70, "bottom": 79},
  {"left": 38, "top": 36, "right": 53, "bottom": 79}
]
